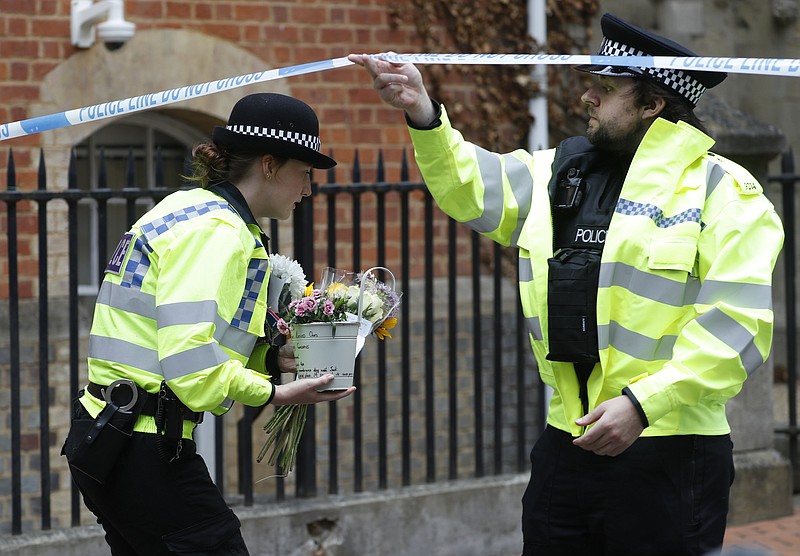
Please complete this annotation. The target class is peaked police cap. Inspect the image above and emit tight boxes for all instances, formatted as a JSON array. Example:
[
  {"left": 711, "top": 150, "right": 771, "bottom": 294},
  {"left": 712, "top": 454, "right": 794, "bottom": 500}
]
[
  {"left": 213, "top": 93, "right": 336, "bottom": 169},
  {"left": 575, "top": 13, "right": 726, "bottom": 106}
]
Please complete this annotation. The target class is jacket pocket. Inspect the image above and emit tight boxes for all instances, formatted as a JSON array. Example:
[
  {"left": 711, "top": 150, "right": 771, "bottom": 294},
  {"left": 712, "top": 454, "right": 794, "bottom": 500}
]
[{"left": 648, "top": 234, "right": 698, "bottom": 273}]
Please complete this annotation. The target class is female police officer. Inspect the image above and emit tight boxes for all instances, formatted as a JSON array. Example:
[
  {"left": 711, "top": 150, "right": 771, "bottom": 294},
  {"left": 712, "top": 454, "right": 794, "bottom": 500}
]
[{"left": 62, "top": 93, "right": 353, "bottom": 555}]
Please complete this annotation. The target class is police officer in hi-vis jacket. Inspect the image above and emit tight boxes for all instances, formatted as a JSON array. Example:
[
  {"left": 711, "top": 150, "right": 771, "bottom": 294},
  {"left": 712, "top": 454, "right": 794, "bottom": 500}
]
[
  {"left": 63, "top": 93, "right": 355, "bottom": 555},
  {"left": 350, "top": 12, "right": 784, "bottom": 556}
]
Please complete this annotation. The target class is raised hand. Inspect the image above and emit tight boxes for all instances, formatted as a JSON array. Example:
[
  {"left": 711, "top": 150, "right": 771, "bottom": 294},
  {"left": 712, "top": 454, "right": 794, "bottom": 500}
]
[{"left": 348, "top": 53, "right": 437, "bottom": 127}]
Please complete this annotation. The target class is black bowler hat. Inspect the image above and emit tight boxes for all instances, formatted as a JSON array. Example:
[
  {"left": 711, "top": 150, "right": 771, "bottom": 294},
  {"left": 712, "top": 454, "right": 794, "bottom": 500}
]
[
  {"left": 575, "top": 13, "right": 726, "bottom": 106},
  {"left": 213, "top": 93, "right": 336, "bottom": 169}
]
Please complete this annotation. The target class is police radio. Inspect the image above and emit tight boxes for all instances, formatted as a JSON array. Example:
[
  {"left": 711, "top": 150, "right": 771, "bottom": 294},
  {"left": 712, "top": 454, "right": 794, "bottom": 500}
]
[{"left": 553, "top": 168, "right": 585, "bottom": 212}]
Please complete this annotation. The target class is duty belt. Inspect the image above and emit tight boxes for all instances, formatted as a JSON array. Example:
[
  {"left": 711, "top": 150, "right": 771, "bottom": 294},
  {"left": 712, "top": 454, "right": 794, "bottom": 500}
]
[{"left": 87, "top": 381, "right": 204, "bottom": 424}]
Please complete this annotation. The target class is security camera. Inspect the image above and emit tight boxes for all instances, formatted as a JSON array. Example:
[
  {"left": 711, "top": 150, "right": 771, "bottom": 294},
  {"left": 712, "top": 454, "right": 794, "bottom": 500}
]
[
  {"left": 96, "top": 17, "right": 136, "bottom": 51},
  {"left": 71, "top": 0, "right": 136, "bottom": 50}
]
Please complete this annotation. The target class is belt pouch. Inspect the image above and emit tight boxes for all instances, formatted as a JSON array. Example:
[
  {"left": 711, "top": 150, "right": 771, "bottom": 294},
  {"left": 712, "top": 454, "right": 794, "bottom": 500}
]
[
  {"left": 546, "top": 248, "right": 601, "bottom": 363},
  {"left": 63, "top": 388, "right": 146, "bottom": 484}
]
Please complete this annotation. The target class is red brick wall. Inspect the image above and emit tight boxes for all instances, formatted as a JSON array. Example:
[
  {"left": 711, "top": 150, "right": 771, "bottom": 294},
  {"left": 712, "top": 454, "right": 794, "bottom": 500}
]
[
  {"left": 0, "top": 0, "right": 429, "bottom": 178},
  {"left": 0, "top": 1, "right": 479, "bottom": 298}
]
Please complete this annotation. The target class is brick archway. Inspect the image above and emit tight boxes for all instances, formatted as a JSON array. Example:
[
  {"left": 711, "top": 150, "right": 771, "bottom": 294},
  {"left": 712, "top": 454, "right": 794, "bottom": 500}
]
[{"left": 36, "top": 28, "right": 289, "bottom": 160}]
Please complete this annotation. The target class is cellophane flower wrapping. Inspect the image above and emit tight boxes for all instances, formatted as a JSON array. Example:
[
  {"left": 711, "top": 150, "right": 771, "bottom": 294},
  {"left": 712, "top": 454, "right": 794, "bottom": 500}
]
[
  {"left": 257, "top": 262, "right": 402, "bottom": 473},
  {"left": 334, "top": 268, "right": 402, "bottom": 351}
]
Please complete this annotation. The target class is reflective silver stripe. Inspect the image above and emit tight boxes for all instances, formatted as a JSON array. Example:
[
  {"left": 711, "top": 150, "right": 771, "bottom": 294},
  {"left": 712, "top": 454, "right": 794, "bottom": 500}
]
[
  {"left": 96, "top": 281, "right": 156, "bottom": 318},
  {"left": 217, "top": 326, "right": 258, "bottom": 357},
  {"left": 695, "top": 280, "right": 773, "bottom": 310},
  {"left": 600, "top": 262, "right": 770, "bottom": 310},
  {"left": 467, "top": 147, "right": 503, "bottom": 234},
  {"left": 518, "top": 256, "right": 533, "bottom": 282},
  {"left": 160, "top": 343, "right": 230, "bottom": 381},
  {"left": 526, "top": 316, "right": 543, "bottom": 341},
  {"left": 598, "top": 323, "right": 609, "bottom": 351},
  {"left": 88, "top": 334, "right": 162, "bottom": 375},
  {"left": 219, "top": 398, "right": 234, "bottom": 410},
  {"left": 466, "top": 148, "right": 533, "bottom": 240},
  {"left": 696, "top": 308, "right": 764, "bottom": 374},
  {"left": 706, "top": 161, "right": 726, "bottom": 198},
  {"left": 599, "top": 262, "right": 701, "bottom": 307},
  {"left": 98, "top": 291, "right": 256, "bottom": 357},
  {"left": 606, "top": 321, "right": 677, "bottom": 361},
  {"left": 157, "top": 300, "right": 219, "bottom": 328},
  {"left": 157, "top": 301, "right": 255, "bottom": 354},
  {"left": 503, "top": 153, "right": 533, "bottom": 246}
]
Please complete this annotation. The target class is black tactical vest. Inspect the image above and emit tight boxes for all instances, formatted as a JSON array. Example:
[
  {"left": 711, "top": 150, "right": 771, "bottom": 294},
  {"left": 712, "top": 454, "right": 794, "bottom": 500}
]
[{"left": 546, "top": 137, "right": 632, "bottom": 364}]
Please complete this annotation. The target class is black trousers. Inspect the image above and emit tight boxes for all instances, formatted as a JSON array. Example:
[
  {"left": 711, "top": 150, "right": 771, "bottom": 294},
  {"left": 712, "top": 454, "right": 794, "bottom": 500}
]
[
  {"left": 66, "top": 409, "right": 249, "bottom": 556},
  {"left": 521, "top": 426, "right": 734, "bottom": 556}
]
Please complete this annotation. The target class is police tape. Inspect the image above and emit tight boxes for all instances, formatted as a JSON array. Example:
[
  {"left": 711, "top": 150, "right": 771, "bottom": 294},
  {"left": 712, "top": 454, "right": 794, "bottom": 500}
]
[
  {"left": 380, "top": 53, "right": 800, "bottom": 77},
  {"left": 2, "top": 52, "right": 799, "bottom": 142},
  {"left": 0, "top": 57, "right": 354, "bottom": 142}
]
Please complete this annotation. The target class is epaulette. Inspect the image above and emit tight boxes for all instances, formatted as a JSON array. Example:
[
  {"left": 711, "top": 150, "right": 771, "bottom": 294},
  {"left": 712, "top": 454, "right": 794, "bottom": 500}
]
[{"left": 706, "top": 152, "right": 762, "bottom": 195}]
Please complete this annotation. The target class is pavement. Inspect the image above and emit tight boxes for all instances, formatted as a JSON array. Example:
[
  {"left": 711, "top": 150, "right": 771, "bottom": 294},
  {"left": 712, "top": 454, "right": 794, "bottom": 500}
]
[{"left": 722, "top": 495, "right": 800, "bottom": 556}]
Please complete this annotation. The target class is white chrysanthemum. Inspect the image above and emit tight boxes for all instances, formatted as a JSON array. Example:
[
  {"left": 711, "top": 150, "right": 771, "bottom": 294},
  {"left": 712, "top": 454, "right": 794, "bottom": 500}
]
[{"left": 269, "top": 253, "right": 307, "bottom": 299}]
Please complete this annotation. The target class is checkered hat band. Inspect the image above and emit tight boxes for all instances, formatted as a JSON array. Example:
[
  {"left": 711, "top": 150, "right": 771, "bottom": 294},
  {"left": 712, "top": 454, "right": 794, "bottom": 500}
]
[
  {"left": 227, "top": 125, "right": 321, "bottom": 152},
  {"left": 599, "top": 38, "right": 706, "bottom": 105}
]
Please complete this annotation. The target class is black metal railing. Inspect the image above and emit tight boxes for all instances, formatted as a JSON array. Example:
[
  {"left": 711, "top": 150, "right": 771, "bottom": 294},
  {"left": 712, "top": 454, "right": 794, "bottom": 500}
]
[
  {"left": 1, "top": 146, "right": 540, "bottom": 535},
  {"left": 8, "top": 143, "right": 795, "bottom": 538}
]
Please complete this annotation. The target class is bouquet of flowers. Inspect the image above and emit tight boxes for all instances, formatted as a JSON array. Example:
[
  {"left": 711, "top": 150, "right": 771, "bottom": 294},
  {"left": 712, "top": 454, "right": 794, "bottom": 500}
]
[
  {"left": 257, "top": 258, "right": 401, "bottom": 472},
  {"left": 278, "top": 266, "right": 401, "bottom": 350}
]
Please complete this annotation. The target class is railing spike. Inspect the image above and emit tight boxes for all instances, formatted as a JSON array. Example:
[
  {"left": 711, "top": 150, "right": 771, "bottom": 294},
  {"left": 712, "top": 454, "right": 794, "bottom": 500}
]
[
  {"left": 352, "top": 149, "right": 361, "bottom": 183},
  {"left": 98, "top": 147, "right": 108, "bottom": 188},
  {"left": 783, "top": 147, "right": 795, "bottom": 176},
  {"left": 68, "top": 148, "right": 77, "bottom": 190},
  {"left": 155, "top": 146, "right": 164, "bottom": 188},
  {"left": 182, "top": 151, "right": 193, "bottom": 186},
  {"left": 327, "top": 148, "right": 336, "bottom": 184},
  {"left": 7, "top": 148, "right": 16, "bottom": 191},
  {"left": 377, "top": 149, "right": 385, "bottom": 183},
  {"left": 38, "top": 149, "right": 46, "bottom": 191},
  {"left": 126, "top": 147, "right": 135, "bottom": 188}
]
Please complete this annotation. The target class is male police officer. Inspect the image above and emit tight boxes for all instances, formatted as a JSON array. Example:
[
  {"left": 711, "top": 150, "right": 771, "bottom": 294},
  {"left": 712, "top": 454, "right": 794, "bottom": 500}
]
[{"left": 350, "top": 13, "right": 784, "bottom": 556}]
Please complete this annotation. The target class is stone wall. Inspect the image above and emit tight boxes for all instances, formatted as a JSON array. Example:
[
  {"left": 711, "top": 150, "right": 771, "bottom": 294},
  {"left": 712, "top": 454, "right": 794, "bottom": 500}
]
[
  {"left": 601, "top": 0, "right": 797, "bottom": 519},
  {"left": 1, "top": 474, "right": 531, "bottom": 556}
]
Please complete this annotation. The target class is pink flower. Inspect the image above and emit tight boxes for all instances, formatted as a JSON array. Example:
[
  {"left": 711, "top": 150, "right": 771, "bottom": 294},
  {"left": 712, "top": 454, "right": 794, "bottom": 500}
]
[
  {"left": 323, "top": 300, "right": 334, "bottom": 315},
  {"left": 277, "top": 318, "right": 290, "bottom": 335},
  {"left": 304, "top": 297, "right": 318, "bottom": 312}
]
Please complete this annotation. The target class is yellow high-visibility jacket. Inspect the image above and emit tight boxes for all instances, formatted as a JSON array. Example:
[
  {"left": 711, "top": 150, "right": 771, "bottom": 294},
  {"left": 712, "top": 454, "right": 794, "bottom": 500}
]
[
  {"left": 80, "top": 184, "right": 274, "bottom": 438},
  {"left": 410, "top": 106, "right": 784, "bottom": 437}
]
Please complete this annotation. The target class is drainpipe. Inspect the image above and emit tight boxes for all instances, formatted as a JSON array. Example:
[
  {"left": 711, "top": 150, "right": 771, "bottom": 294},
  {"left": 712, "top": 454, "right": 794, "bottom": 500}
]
[
  {"left": 528, "top": 0, "right": 553, "bottom": 426},
  {"left": 528, "top": 0, "right": 548, "bottom": 151}
]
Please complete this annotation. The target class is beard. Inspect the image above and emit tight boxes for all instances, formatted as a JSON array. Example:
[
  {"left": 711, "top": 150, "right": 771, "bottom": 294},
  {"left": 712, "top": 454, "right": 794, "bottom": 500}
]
[{"left": 586, "top": 117, "right": 647, "bottom": 153}]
